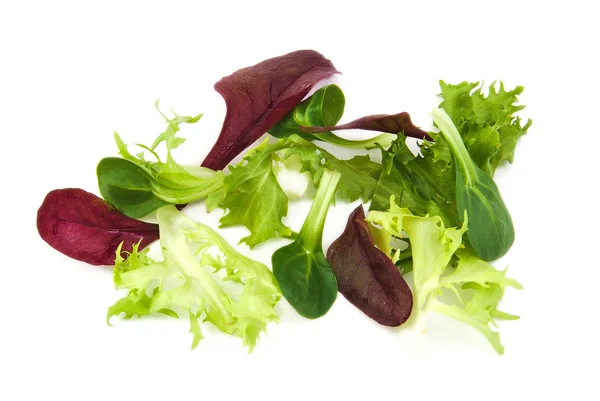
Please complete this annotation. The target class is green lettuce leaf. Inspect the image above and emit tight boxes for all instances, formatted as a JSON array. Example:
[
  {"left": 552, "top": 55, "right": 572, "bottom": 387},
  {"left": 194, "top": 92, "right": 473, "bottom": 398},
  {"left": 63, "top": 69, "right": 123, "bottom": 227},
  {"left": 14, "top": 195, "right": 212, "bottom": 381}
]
[
  {"left": 114, "top": 101, "right": 216, "bottom": 189},
  {"left": 368, "top": 201, "right": 466, "bottom": 310},
  {"left": 370, "top": 134, "right": 460, "bottom": 228},
  {"left": 212, "top": 139, "right": 293, "bottom": 248},
  {"left": 208, "top": 135, "right": 381, "bottom": 247},
  {"left": 438, "top": 80, "right": 532, "bottom": 176},
  {"left": 431, "top": 247, "right": 523, "bottom": 354},
  {"left": 284, "top": 135, "right": 381, "bottom": 203},
  {"left": 371, "top": 80, "right": 530, "bottom": 229},
  {"left": 107, "top": 205, "right": 281, "bottom": 351}
]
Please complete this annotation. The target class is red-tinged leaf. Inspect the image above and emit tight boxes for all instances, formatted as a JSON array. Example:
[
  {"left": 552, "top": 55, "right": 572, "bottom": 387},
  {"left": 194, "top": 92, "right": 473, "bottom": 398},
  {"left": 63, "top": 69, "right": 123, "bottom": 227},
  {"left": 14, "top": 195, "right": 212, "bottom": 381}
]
[
  {"left": 201, "top": 50, "right": 339, "bottom": 170},
  {"left": 300, "top": 112, "right": 432, "bottom": 140},
  {"left": 37, "top": 188, "right": 160, "bottom": 266},
  {"left": 326, "top": 205, "right": 413, "bottom": 326}
]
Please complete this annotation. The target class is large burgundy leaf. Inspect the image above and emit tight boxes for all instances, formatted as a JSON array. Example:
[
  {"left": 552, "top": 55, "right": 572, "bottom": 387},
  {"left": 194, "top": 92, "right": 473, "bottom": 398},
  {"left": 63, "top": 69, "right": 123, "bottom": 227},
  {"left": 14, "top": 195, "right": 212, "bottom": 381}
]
[
  {"left": 326, "top": 205, "right": 413, "bottom": 326},
  {"left": 201, "top": 50, "right": 339, "bottom": 170},
  {"left": 37, "top": 188, "right": 160, "bottom": 266},
  {"left": 300, "top": 112, "right": 432, "bottom": 141}
]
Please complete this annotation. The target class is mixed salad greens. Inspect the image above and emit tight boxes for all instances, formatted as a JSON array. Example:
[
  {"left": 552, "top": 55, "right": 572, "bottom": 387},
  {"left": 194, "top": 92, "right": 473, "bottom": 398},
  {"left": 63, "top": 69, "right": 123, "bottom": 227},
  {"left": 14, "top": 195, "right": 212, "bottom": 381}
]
[{"left": 37, "top": 50, "right": 531, "bottom": 354}]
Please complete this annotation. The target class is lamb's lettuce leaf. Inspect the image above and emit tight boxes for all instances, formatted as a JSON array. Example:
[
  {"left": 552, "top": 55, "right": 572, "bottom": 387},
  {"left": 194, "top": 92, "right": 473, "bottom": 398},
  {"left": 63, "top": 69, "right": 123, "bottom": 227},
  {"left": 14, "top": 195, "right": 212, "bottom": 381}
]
[{"left": 432, "top": 108, "right": 515, "bottom": 261}]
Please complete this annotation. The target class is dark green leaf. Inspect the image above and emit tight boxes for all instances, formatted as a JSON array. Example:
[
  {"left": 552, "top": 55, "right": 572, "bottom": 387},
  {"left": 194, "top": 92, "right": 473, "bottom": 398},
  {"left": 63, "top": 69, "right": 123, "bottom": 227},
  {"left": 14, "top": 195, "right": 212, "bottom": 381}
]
[
  {"left": 432, "top": 108, "right": 515, "bottom": 261},
  {"left": 269, "top": 84, "right": 345, "bottom": 140},
  {"left": 97, "top": 157, "right": 169, "bottom": 218},
  {"left": 294, "top": 83, "right": 345, "bottom": 127},
  {"left": 456, "top": 165, "right": 515, "bottom": 261},
  {"left": 271, "top": 169, "right": 340, "bottom": 319},
  {"left": 272, "top": 242, "right": 337, "bottom": 319}
]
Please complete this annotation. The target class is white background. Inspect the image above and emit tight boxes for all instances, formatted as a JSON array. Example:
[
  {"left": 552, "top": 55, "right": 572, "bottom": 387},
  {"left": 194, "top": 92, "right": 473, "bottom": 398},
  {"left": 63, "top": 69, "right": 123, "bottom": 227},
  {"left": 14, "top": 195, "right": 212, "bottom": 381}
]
[{"left": 1, "top": 0, "right": 598, "bottom": 399}]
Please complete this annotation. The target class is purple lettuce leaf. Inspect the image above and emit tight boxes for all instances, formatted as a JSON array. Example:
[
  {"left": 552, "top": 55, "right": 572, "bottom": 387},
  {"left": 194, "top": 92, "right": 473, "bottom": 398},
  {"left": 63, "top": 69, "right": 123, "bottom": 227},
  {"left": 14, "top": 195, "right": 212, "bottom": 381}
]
[
  {"left": 299, "top": 112, "right": 432, "bottom": 141},
  {"left": 326, "top": 205, "right": 413, "bottom": 326},
  {"left": 37, "top": 188, "right": 160, "bottom": 266},
  {"left": 201, "top": 50, "right": 339, "bottom": 170}
]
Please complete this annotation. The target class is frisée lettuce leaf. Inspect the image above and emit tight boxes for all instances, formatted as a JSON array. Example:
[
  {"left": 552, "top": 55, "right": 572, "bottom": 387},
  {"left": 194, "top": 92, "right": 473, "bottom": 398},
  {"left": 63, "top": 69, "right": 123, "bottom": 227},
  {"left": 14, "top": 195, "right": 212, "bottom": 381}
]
[
  {"left": 367, "top": 199, "right": 522, "bottom": 354},
  {"left": 107, "top": 205, "right": 281, "bottom": 351}
]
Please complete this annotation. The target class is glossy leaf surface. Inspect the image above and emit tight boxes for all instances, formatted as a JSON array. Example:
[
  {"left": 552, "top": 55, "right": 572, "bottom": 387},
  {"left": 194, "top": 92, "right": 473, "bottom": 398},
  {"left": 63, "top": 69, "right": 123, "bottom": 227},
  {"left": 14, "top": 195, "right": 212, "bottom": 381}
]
[{"left": 327, "top": 205, "right": 413, "bottom": 326}]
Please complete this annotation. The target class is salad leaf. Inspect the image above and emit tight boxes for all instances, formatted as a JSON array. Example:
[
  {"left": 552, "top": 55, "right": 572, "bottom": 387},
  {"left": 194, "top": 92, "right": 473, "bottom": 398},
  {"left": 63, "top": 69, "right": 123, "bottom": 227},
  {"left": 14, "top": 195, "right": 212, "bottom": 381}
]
[
  {"left": 368, "top": 202, "right": 466, "bottom": 311},
  {"left": 431, "top": 246, "right": 523, "bottom": 354},
  {"left": 96, "top": 157, "right": 170, "bottom": 218},
  {"left": 272, "top": 169, "right": 340, "bottom": 319},
  {"left": 97, "top": 105, "right": 224, "bottom": 218},
  {"left": 108, "top": 205, "right": 281, "bottom": 351},
  {"left": 327, "top": 205, "right": 412, "bottom": 326},
  {"left": 210, "top": 139, "right": 293, "bottom": 248},
  {"left": 438, "top": 80, "right": 531, "bottom": 176},
  {"left": 37, "top": 188, "right": 159, "bottom": 265},
  {"left": 201, "top": 50, "right": 339, "bottom": 170},
  {"left": 284, "top": 135, "right": 381, "bottom": 202},
  {"left": 207, "top": 135, "right": 381, "bottom": 247},
  {"left": 299, "top": 112, "right": 431, "bottom": 141},
  {"left": 270, "top": 84, "right": 397, "bottom": 148},
  {"left": 432, "top": 108, "right": 515, "bottom": 261},
  {"left": 370, "top": 133, "right": 460, "bottom": 228},
  {"left": 367, "top": 201, "right": 522, "bottom": 354}
]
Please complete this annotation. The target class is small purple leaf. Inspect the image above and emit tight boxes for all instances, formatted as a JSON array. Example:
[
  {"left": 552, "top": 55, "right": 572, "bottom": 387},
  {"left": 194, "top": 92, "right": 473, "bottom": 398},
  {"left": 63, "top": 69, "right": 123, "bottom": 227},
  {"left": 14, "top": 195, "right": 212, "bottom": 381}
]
[
  {"left": 300, "top": 112, "right": 431, "bottom": 141},
  {"left": 37, "top": 188, "right": 160, "bottom": 266},
  {"left": 202, "top": 50, "right": 339, "bottom": 170},
  {"left": 326, "top": 205, "right": 413, "bottom": 326}
]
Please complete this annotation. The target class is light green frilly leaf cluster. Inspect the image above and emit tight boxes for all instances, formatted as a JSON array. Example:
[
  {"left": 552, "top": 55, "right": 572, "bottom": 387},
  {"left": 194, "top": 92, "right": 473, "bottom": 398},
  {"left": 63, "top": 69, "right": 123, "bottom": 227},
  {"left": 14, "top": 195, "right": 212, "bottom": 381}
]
[
  {"left": 367, "top": 199, "right": 522, "bottom": 354},
  {"left": 207, "top": 139, "right": 293, "bottom": 248},
  {"left": 438, "top": 81, "right": 532, "bottom": 176},
  {"left": 107, "top": 205, "right": 281, "bottom": 351}
]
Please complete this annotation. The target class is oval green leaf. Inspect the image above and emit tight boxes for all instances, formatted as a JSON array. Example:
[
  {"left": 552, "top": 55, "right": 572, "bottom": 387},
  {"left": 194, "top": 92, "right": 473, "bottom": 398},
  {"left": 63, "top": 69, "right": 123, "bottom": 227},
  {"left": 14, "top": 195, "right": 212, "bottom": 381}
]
[
  {"left": 97, "top": 157, "right": 168, "bottom": 218},
  {"left": 271, "top": 169, "right": 340, "bottom": 319},
  {"left": 456, "top": 165, "right": 515, "bottom": 261},
  {"left": 272, "top": 242, "right": 337, "bottom": 319}
]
